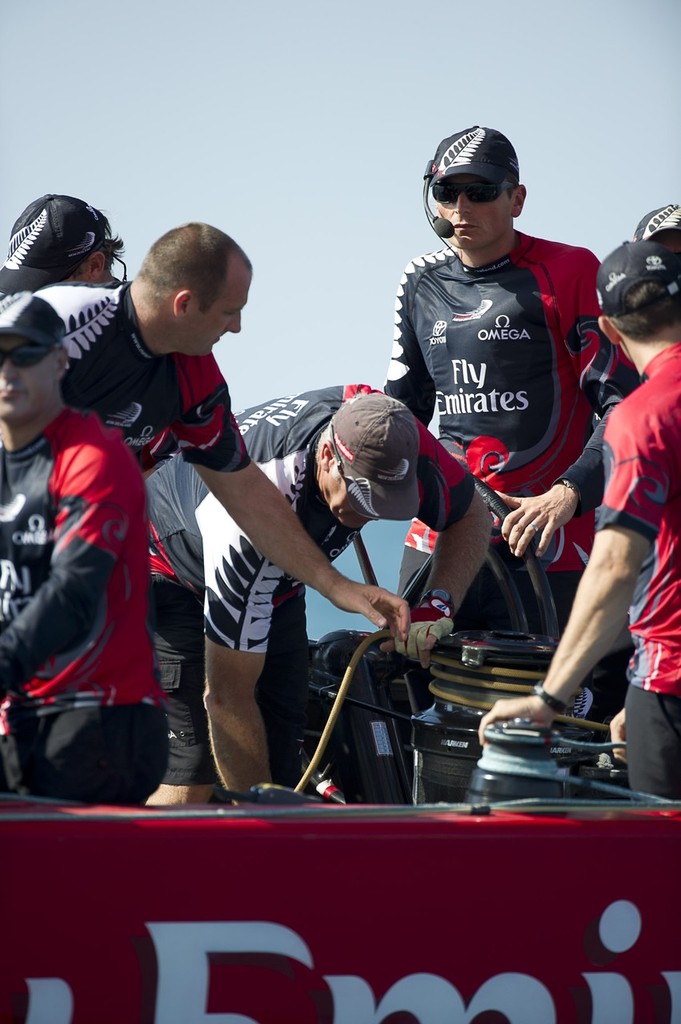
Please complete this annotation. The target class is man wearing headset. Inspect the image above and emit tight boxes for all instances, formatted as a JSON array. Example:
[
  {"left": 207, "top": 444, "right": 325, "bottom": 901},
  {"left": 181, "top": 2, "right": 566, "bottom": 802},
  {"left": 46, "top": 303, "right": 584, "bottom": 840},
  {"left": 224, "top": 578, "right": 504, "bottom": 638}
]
[
  {"left": 385, "top": 127, "right": 637, "bottom": 692},
  {"left": 145, "top": 386, "right": 490, "bottom": 804}
]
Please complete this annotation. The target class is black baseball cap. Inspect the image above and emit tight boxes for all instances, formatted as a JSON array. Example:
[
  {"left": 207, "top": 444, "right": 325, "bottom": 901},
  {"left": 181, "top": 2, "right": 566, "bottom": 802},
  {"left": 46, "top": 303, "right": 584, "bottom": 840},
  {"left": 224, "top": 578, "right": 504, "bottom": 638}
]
[
  {"left": 596, "top": 241, "right": 681, "bottom": 318},
  {"left": 429, "top": 126, "right": 520, "bottom": 186},
  {"left": 0, "top": 292, "right": 66, "bottom": 348},
  {"left": 632, "top": 204, "right": 681, "bottom": 243},
  {"left": 0, "top": 194, "right": 107, "bottom": 293}
]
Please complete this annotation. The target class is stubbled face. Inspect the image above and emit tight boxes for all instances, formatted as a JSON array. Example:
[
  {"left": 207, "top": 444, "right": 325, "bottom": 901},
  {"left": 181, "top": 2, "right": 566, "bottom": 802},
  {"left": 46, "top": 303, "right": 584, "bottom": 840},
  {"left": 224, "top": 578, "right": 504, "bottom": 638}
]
[
  {"left": 317, "top": 443, "right": 372, "bottom": 529},
  {"left": 434, "top": 174, "right": 525, "bottom": 267}
]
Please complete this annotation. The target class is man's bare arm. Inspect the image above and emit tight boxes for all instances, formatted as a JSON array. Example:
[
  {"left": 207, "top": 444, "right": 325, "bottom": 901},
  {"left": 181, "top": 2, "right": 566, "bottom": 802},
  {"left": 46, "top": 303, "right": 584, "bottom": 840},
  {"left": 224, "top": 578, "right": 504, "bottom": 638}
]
[{"left": 196, "top": 461, "right": 409, "bottom": 640}]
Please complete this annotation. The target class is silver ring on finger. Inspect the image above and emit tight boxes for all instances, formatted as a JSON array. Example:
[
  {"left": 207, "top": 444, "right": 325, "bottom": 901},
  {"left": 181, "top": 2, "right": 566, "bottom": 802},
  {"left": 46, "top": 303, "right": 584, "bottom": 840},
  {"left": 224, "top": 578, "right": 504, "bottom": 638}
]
[{"left": 529, "top": 521, "right": 539, "bottom": 532}]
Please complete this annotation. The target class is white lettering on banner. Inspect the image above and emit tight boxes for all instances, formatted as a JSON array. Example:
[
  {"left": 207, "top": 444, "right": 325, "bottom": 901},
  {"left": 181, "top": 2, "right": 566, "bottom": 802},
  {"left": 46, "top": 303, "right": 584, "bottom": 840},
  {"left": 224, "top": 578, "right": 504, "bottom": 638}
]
[
  {"left": 17, "top": 902, "right": 681, "bottom": 1023},
  {"left": 148, "top": 921, "right": 314, "bottom": 1023},
  {"left": 24, "top": 978, "right": 74, "bottom": 1024}
]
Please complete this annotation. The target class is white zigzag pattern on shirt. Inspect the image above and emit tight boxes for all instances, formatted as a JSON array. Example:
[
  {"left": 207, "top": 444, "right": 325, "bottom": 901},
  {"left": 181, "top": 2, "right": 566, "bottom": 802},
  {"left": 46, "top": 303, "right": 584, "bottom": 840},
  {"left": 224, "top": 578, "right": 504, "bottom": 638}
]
[{"left": 0, "top": 494, "right": 27, "bottom": 523}]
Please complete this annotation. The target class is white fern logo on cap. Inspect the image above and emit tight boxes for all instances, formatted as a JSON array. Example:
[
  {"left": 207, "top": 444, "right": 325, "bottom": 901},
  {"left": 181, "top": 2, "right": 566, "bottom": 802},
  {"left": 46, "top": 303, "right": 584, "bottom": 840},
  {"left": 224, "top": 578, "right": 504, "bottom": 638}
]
[
  {"left": 0, "top": 291, "right": 34, "bottom": 325},
  {"left": 2, "top": 210, "right": 48, "bottom": 271},
  {"left": 439, "top": 128, "right": 486, "bottom": 174}
]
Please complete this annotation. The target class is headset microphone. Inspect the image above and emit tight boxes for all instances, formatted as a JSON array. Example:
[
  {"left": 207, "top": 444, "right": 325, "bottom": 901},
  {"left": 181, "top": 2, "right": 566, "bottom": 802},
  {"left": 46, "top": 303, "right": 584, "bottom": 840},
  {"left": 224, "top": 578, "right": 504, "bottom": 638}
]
[
  {"left": 432, "top": 217, "right": 454, "bottom": 239},
  {"left": 422, "top": 162, "right": 455, "bottom": 241}
]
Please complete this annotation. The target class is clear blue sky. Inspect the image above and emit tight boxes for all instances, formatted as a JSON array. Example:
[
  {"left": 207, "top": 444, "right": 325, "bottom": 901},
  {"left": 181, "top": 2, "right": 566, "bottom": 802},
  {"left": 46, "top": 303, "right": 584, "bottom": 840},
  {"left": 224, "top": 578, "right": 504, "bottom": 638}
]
[{"left": 1, "top": 0, "right": 679, "bottom": 635}]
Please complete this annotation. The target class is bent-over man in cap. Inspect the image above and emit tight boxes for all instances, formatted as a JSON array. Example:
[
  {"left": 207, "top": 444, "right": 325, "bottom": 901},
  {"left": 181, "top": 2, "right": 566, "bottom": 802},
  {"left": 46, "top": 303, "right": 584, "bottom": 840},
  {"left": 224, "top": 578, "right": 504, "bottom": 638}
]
[{"left": 145, "top": 385, "right": 491, "bottom": 803}]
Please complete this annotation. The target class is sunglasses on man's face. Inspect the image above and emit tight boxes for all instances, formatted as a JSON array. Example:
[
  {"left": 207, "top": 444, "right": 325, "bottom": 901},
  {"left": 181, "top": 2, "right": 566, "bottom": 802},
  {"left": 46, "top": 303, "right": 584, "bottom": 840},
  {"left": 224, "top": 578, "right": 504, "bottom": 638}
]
[
  {"left": 0, "top": 343, "right": 59, "bottom": 369},
  {"left": 431, "top": 180, "right": 516, "bottom": 205}
]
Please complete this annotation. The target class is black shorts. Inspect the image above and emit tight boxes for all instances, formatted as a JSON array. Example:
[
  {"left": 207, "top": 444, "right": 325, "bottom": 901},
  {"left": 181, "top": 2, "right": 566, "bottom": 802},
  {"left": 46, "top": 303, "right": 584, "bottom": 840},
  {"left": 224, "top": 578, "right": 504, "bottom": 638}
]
[
  {"left": 625, "top": 685, "right": 681, "bottom": 799},
  {"left": 156, "top": 582, "right": 311, "bottom": 789},
  {"left": 0, "top": 703, "right": 169, "bottom": 804}
]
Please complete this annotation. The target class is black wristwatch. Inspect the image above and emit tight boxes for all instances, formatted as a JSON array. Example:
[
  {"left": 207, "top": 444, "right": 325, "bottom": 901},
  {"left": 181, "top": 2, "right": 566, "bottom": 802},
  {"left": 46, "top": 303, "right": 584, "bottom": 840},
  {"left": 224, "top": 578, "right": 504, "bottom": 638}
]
[
  {"left": 556, "top": 478, "right": 580, "bottom": 498},
  {"left": 420, "top": 588, "right": 453, "bottom": 613}
]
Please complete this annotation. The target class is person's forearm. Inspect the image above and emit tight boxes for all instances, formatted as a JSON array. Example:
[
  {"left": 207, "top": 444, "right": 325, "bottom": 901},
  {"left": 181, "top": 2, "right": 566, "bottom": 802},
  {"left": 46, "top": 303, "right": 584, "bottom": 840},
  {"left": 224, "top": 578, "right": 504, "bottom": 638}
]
[
  {"left": 539, "top": 533, "right": 641, "bottom": 706},
  {"left": 428, "top": 491, "right": 490, "bottom": 611}
]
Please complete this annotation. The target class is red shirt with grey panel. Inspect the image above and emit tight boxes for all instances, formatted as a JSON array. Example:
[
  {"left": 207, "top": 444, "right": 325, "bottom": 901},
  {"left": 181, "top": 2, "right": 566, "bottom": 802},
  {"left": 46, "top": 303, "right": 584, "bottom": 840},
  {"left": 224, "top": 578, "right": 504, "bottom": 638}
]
[
  {"left": 147, "top": 384, "right": 474, "bottom": 653},
  {"left": 596, "top": 344, "right": 681, "bottom": 696},
  {"left": 385, "top": 232, "right": 638, "bottom": 572},
  {"left": 35, "top": 281, "right": 249, "bottom": 472},
  {"left": 0, "top": 407, "right": 165, "bottom": 733}
]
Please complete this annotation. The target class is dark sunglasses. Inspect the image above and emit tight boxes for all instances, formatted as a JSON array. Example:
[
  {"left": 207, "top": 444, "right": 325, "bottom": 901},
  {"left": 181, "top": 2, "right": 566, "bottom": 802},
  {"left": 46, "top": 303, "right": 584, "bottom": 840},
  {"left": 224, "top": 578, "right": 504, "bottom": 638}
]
[
  {"left": 431, "top": 180, "right": 516, "bottom": 205},
  {"left": 0, "top": 343, "right": 59, "bottom": 369}
]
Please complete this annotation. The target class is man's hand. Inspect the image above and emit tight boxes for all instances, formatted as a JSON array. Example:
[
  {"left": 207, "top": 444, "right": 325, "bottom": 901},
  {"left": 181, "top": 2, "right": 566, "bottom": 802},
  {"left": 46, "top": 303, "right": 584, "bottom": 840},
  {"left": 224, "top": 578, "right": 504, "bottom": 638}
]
[
  {"left": 381, "top": 591, "right": 452, "bottom": 668},
  {"left": 609, "top": 707, "right": 627, "bottom": 763},
  {"left": 329, "top": 578, "right": 410, "bottom": 643},
  {"left": 478, "top": 694, "right": 555, "bottom": 746},
  {"left": 497, "top": 483, "right": 579, "bottom": 557}
]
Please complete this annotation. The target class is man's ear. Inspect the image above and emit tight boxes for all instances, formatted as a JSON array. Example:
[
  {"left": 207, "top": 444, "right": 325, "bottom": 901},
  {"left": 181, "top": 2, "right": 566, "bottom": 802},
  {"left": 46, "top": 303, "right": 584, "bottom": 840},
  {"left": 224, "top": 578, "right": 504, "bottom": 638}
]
[
  {"left": 318, "top": 437, "right": 336, "bottom": 471},
  {"left": 511, "top": 184, "right": 527, "bottom": 218},
  {"left": 86, "top": 251, "right": 107, "bottom": 280},
  {"left": 171, "top": 289, "right": 193, "bottom": 317},
  {"left": 599, "top": 314, "right": 622, "bottom": 347}
]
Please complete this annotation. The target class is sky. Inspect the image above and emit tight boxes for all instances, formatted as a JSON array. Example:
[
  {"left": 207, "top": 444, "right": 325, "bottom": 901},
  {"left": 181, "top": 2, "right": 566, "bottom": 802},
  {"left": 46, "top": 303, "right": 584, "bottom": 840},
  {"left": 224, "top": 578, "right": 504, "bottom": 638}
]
[{"left": 1, "top": 0, "right": 679, "bottom": 636}]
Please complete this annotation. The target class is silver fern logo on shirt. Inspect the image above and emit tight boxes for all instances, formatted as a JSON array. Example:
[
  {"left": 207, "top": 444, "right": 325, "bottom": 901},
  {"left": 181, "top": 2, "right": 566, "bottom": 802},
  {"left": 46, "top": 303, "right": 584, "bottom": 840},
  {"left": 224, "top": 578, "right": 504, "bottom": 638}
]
[{"left": 107, "top": 402, "right": 143, "bottom": 429}]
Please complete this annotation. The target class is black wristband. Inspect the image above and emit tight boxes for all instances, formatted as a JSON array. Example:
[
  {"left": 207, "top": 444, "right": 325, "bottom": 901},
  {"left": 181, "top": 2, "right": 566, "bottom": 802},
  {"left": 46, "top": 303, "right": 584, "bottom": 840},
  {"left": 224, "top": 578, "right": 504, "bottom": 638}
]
[{"left": 533, "top": 683, "right": 567, "bottom": 713}]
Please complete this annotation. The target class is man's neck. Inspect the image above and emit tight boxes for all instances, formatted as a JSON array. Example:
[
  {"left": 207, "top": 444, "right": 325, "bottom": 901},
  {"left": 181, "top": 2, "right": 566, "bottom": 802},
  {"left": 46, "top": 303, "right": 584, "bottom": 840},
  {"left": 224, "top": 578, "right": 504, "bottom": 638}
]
[
  {"left": 632, "top": 336, "right": 681, "bottom": 376},
  {"left": 456, "top": 230, "right": 519, "bottom": 269}
]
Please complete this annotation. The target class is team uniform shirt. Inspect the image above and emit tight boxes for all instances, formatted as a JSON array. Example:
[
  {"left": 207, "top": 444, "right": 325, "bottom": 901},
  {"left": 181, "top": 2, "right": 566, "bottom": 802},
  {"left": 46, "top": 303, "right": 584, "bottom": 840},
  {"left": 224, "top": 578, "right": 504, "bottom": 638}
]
[
  {"left": 596, "top": 344, "right": 681, "bottom": 696},
  {"left": 385, "top": 232, "right": 638, "bottom": 572},
  {"left": 36, "top": 281, "right": 249, "bottom": 472},
  {"left": 148, "top": 384, "right": 474, "bottom": 653},
  {"left": 0, "top": 408, "right": 165, "bottom": 734}
]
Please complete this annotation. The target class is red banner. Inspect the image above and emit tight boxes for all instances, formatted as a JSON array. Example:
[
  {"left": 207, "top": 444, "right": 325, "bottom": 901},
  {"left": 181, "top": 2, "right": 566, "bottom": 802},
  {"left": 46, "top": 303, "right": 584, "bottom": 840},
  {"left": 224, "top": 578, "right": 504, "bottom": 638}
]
[{"left": 3, "top": 800, "right": 681, "bottom": 1023}]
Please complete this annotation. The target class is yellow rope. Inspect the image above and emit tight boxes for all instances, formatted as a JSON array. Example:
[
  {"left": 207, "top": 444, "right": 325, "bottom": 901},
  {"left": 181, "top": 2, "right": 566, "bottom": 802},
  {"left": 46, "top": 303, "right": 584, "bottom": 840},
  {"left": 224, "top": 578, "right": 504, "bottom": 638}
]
[{"left": 295, "top": 630, "right": 391, "bottom": 794}]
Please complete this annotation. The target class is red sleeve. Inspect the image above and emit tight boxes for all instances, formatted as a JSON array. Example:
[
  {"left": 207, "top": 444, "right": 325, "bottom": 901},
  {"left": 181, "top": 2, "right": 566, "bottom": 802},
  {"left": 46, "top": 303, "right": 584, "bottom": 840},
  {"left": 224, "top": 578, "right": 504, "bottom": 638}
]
[{"left": 170, "top": 352, "right": 249, "bottom": 472}]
